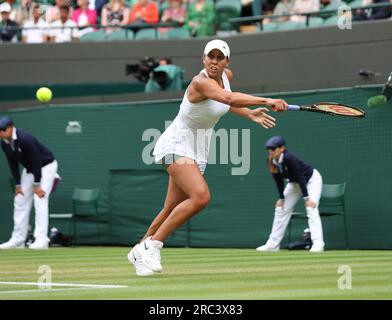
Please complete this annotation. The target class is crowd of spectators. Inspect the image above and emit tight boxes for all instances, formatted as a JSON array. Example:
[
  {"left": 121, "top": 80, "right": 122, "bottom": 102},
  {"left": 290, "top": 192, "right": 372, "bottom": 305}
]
[
  {"left": 0, "top": 0, "right": 391, "bottom": 43},
  {"left": 261, "top": 0, "right": 391, "bottom": 26}
]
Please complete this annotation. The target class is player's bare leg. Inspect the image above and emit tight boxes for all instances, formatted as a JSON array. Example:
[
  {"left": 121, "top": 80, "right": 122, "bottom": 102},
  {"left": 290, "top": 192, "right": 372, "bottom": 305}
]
[
  {"left": 152, "top": 158, "right": 210, "bottom": 241},
  {"left": 140, "top": 176, "right": 188, "bottom": 242},
  {"left": 137, "top": 157, "right": 210, "bottom": 272}
]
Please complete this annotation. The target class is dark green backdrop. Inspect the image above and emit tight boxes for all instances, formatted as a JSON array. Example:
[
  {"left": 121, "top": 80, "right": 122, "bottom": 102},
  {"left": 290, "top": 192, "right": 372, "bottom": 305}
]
[{"left": 1, "top": 86, "right": 391, "bottom": 249}]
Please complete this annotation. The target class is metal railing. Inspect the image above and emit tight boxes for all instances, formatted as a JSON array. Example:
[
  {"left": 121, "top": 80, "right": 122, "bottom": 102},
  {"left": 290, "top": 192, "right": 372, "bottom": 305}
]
[
  {"left": 228, "top": 2, "right": 392, "bottom": 30},
  {"left": 0, "top": 21, "right": 184, "bottom": 42}
]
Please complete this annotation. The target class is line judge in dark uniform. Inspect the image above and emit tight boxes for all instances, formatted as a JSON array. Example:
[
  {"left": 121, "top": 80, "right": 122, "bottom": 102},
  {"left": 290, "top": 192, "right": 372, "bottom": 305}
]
[
  {"left": 0, "top": 117, "right": 59, "bottom": 249},
  {"left": 256, "top": 135, "right": 325, "bottom": 252}
]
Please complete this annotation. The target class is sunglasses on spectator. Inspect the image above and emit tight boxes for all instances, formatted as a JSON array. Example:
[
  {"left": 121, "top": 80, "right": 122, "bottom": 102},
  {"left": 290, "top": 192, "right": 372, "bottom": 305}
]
[{"left": 266, "top": 147, "right": 279, "bottom": 151}]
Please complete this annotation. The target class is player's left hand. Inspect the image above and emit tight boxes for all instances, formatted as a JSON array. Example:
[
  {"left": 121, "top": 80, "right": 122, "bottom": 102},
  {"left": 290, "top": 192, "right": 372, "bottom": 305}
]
[
  {"left": 34, "top": 186, "right": 46, "bottom": 198},
  {"left": 305, "top": 199, "right": 316, "bottom": 208},
  {"left": 248, "top": 107, "right": 276, "bottom": 129}
]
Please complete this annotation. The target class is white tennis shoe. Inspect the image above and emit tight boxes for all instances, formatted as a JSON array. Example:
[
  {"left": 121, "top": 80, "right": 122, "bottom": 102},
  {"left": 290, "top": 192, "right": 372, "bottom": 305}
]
[
  {"left": 29, "top": 239, "right": 48, "bottom": 250},
  {"left": 309, "top": 245, "right": 324, "bottom": 252},
  {"left": 128, "top": 244, "right": 154, "bottom": 276},
  {"left": 256, "top": 243, "right": 280, "bottom": 252},
  {"left": 0, "top": 239, "right": 25, "bottom": 249},
  {"left": 138, "top": 237, "right": 163, "bottom": 272}
]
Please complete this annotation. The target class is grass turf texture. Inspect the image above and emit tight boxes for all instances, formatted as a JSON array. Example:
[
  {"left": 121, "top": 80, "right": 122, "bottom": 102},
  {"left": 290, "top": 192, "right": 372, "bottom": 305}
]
[{"left": 0, "top": 248, "right": 391, "bottom": 300}]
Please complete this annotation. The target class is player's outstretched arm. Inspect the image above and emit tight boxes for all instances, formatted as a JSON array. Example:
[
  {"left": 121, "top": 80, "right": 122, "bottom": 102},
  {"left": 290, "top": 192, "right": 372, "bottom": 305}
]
[{"left": 191, "top": 76, "right": 288, "bottom": 111}]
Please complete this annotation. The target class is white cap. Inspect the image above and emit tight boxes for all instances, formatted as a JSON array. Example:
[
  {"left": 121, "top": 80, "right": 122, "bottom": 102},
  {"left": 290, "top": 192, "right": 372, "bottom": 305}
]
[
  {"left": 0, "top": 2, "right": 11, "bottom": 13},
  {"left": 204, "top": 39, "right": 230, "bottom": 58}
]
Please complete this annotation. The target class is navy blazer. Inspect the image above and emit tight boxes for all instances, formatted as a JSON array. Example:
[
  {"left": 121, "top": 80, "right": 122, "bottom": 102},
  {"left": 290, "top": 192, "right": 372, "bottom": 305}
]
[
  {"left": 1, "top": 128, "right": 55, "bottom": 185},
  {"left": 271, "top": 150, "right": 314, "bottom": 199}
]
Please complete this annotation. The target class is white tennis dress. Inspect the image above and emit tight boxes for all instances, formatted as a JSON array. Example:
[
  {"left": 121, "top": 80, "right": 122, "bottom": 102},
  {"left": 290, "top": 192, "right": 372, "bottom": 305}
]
[{"left": 153, "top": 69, "right": 231, "bottom": 174}]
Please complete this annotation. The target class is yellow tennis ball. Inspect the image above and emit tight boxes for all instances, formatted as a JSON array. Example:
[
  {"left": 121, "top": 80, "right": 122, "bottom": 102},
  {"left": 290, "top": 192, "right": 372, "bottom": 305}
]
[{"left": 36, "top": 87, "right": 53, "bottom": 103}]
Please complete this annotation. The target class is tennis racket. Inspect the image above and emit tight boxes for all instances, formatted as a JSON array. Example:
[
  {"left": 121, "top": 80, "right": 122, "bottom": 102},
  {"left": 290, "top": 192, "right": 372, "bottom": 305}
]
[{"left": 287, "top": 102, "right": 365, "bottom": 118}]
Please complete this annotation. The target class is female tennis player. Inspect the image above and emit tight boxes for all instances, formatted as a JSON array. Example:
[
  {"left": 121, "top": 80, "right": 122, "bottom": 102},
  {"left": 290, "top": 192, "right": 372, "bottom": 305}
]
[
  {"left": 128, "top": 39, "right": 289, "bottom": 276},
  {"left": 256, "top": 135, "right": 325, "bottom": 253}
]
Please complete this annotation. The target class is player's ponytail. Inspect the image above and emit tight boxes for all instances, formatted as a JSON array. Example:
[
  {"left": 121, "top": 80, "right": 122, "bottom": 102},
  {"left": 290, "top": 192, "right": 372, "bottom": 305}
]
[{"left": 268, "top": 155, "right": 278, "bottom": 174}]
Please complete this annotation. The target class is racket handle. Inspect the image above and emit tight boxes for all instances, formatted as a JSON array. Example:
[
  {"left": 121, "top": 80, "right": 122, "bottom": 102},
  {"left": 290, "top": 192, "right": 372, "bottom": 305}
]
[{"left": 287, "top": 105, "right": 301, "bottom": 111}]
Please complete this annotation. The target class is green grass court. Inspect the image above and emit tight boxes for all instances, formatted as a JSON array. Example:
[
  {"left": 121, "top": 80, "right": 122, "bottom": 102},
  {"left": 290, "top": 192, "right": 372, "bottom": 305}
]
[{"left": 0, "top": 247, "right": 391, "bottom": 300}]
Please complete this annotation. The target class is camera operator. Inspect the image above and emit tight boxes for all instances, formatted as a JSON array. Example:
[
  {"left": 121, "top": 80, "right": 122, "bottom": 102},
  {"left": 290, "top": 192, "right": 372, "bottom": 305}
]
[{"left": 126, "top": 56, "right": 159, "bottom": 83}]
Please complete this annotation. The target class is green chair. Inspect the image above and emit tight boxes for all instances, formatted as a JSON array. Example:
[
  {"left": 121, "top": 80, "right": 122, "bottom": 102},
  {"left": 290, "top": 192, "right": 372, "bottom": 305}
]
[
  {"left": 135, "top": 28, "right": 158, "bottom": 40},
  {"left": 80, "top": 30, "right": 107, "bottom": 42},
  {"left": 261, "top": 22, "right": 278, "bottom": 32},
  {"left": 322, "top": 1, "right": 345, "bottom": 11},
  {"left": 49, "top": 187, "right": 100, "bottom": 245},
  {"left": 323, "top": 15, "right": 340, "bottom": 26},
  {"left": 319, "top": 1, "right": 346, "bottom": 18},
  {"left": 277, "top": 20, "right": 306, "bottom": 31},
  {"left": 348, "top": 0, "right": 363, "bottom": 8},
  {"left": 288, "top": 183, "right": 348, "bottom": 249},
  {"left": 107, "top": 29, "right": 134, "bottom": 41},
  {"left": 160, "top": 27, "right": 191, "bottom": 40},
  {"left": 308, "top": 17, "right": 325, "bottom": 27},
  {"left": 215, "top": 0, "right": 242, "bottom": 32},
  {"left": 72, "top": 187, "right": 101, "bottom": 245}
]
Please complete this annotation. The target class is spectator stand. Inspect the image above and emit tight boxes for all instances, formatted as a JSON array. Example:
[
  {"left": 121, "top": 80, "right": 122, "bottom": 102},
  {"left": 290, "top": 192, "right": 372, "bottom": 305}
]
[
  {"left": 1, "top": 2, "right": 391, "bottom": 43},
  {"left": 228, "top": 1, "right": 392, "bottom": 31}
]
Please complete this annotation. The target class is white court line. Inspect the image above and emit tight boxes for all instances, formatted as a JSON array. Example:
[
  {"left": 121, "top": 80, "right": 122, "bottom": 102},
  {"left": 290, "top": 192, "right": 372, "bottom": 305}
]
[
  {"left": 0, "top": 281, "right": 127, "bottom": 295},
  {"left": 0, "top": 281, "right": 127, "bottom": 289},
  {"left": 0, "top": 287, "right": 99, "bottom": 294}
]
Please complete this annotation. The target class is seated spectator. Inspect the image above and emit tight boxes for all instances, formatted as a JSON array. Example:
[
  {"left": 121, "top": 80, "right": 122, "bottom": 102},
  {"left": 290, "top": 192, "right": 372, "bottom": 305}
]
[
  {"left": 46, "top": 0, "right": 74, "bottom": 24},
  {"left": 274, "top": 0, "right": 295, "bottom": 18},
  {"left": 1, "top": 0, "right": 17, "bottom": 23},
  {"left": 238, "top": 0, "right": 263, "bottom": 29},
  {"left": 240, "top": 0, "right": 263, "bottom": 18},
  {"left": 290, "top": 0, "right": 320, "bottom": 23},
  {"left": 265, "top": 0, "right": 282, "bottom": 12},
  {"left": 0, "top": 2, "right": 19, "bottom": 43},
  {"left": 184, "top": 0, "right": 215, "bottom": 37},
  {"left": 159, "top": 0, "right": 187, "bottom": 34},
  {"left": 95, "top": 0, "right": 106, "bottom": 18},
  {"left": 14, "top": 0, "right": 37, "bottom": 26},
  {"left": 49, "top": 5, "right": 79, "bottom": 42},
  {"left": 354, "top": 0, "right": 391, "bottom": 20},
  {"left": 240, "top": 0, "right": 254, "bottom": 19},
  {"left": 264, "top": 0, "right": 294, "bottom": 24},
  {"left": 101, "top": 0, "right": 130, "bottom": 33},
  {"left": 72, "top": 0, "right": 97, "bottom": 36},
  {"left": 129, "top": 0, "right": 159, "bottom": 25},
  {"left": 22, "top": 4, "right": 48, "bottom": 43}
]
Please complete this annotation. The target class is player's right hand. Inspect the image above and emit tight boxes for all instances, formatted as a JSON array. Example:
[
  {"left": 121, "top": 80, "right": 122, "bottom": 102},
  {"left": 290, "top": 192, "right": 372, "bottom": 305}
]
[
  {"left": 267, "top": 99, "right": 288, "bottom": 112},
  {"left": 275, "top": 199, "right": 284, "bottom": 208},
  {"left": 14, "top": 186, "right": 24, "bottom": 197}
]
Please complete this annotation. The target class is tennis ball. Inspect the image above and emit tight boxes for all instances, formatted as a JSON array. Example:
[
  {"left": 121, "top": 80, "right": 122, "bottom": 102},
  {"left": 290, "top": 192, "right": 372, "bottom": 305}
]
[{"left": 36, "top": 87, "right": 53, "bottom": 103}]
